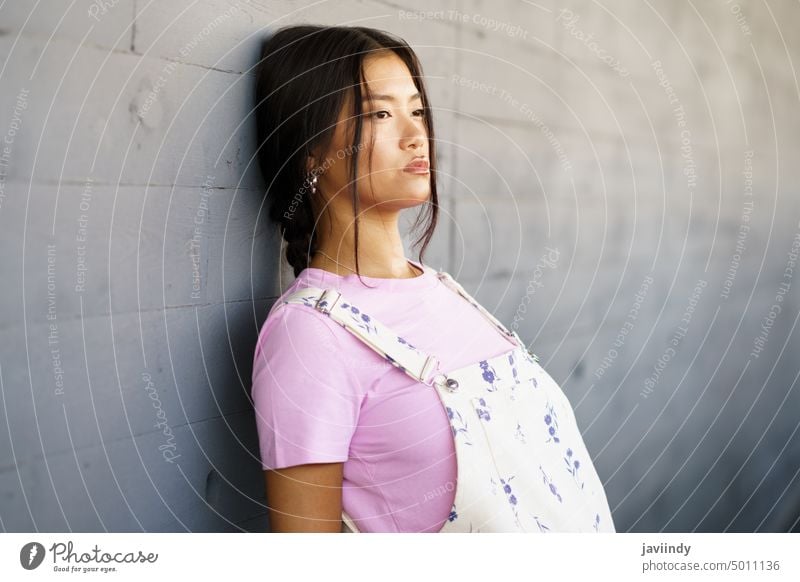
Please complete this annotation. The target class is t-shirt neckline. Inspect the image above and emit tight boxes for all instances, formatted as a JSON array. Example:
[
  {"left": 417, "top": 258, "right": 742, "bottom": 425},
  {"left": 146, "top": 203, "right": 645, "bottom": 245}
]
[{"left": 298, "top": 258, "right": 438, "bottom": 291}]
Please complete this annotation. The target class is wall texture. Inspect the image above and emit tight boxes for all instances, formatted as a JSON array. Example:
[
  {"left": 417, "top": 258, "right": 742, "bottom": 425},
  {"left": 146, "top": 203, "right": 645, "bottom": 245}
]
[{"left": 0, "top": 0, "right": 798, "bottom": 533}]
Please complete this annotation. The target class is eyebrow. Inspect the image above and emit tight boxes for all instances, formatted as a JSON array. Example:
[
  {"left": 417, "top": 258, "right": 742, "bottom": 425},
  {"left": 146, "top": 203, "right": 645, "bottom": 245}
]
[{"left": 363, "top": 92, "right": 422, "bottom": 103}]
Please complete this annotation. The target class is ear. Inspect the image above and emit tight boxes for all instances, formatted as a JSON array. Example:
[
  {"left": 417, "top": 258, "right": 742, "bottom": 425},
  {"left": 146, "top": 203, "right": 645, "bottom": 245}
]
[{"left": 305, "top": 155, "right": 315, "bottom": 174}]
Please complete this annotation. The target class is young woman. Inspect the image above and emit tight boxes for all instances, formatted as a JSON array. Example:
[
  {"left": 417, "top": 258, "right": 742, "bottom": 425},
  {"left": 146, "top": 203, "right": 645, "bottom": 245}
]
[{"left": 252, "top": 24, "right": 615, "bottom": 533}]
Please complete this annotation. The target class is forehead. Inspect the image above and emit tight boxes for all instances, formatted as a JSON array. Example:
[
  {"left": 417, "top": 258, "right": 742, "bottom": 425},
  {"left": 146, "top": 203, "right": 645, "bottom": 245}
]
[{"left": 361, "top": 52, "right": 418, "bottom": 96}]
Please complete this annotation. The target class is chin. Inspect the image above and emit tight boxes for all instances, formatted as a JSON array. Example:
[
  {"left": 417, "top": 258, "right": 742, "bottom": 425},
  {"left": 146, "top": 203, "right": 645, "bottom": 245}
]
[
  {"left": 403, "top": 188, "right": 432, "bottom": 206},
  {"left": 377, "top": 192, "right": 430, "bottom": 212}
]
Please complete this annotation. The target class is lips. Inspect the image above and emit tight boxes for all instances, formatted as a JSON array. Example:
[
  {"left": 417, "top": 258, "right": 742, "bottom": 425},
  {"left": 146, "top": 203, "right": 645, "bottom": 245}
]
[{"left": 404, "top": 158, "right": 429, "bottom": 172}]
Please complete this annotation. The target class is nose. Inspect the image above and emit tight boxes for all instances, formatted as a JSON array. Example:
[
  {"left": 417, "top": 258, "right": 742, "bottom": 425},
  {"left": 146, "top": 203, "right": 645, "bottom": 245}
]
[{"left": 400, "top": 112, "right": 427, "bottom": 150}]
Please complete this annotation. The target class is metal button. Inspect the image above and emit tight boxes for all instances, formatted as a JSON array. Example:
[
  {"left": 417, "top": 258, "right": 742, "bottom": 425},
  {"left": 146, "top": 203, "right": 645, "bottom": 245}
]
[{"left": 445, "top": 378, "right": 459, "bottom": 391}]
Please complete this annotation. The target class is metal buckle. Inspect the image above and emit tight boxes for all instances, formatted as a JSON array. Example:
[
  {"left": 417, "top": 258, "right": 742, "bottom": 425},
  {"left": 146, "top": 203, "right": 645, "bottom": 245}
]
[
  {"left": 314, "top": 289, "right": 341, "bottom": 314},
  {"left": 420, "top": 354, "right": 439, "bottom": 381}
]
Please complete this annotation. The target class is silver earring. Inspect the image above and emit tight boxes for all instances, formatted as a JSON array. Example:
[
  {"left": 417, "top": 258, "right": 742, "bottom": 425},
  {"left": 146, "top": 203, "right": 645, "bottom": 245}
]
[{"left": 307, "top": 172, "right": 318, "bottom": 195}]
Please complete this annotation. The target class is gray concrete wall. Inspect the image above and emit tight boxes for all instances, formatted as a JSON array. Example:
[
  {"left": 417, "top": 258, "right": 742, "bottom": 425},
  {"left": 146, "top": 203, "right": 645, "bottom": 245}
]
[{"left": 0, "top": 0, "right": 798, "bottom": 532}]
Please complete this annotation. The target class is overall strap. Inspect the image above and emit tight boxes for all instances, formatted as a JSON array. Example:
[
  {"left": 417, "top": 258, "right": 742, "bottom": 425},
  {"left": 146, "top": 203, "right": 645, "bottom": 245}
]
[
  {"left": 274, "top": 270, "right": 538, "bottom": 388},
  {"left": 276, "top": 286, "right": 441, "bottom": 384},
  {"left": 436, "top": 271, "right": 539, "bottom": 362}
]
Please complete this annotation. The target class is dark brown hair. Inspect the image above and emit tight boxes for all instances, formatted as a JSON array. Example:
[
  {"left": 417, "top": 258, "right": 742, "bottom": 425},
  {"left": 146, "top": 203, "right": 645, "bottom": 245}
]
[{"left": 253, "top": 25, "right": 439, "bottom": 282}]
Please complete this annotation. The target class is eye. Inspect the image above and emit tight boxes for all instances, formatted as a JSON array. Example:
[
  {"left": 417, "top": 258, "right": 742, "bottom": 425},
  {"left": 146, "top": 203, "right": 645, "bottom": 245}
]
[{"left": 368, "top": 109, "right": 426, "bottom": 120}]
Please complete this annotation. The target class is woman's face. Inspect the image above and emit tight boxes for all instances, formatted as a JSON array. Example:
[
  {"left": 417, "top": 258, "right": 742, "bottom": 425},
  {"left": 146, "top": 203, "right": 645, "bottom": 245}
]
[{"left": 311, "top": 51, "right": 431, "bottom": 219}]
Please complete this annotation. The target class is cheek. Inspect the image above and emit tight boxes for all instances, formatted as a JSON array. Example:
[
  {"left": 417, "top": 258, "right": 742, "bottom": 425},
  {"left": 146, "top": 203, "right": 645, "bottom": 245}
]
[
  {"left": 359, "top": 142, "right": 397, "bottom": 177},
  {"left": 324, "top": 158, "right": 348, "bottom": 184}
]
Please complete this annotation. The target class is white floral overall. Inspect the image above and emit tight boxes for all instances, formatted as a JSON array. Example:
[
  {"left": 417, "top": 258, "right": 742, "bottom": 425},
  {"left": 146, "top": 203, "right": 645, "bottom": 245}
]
[{"left": 278, "top": 269, "right": 616, "bottom": 533}]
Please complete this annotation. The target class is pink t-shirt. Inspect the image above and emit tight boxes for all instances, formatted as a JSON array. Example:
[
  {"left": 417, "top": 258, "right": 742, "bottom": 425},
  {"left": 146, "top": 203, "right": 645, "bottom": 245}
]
[{"left": 251, "top": 259, "right": 518, "bottom": 532}]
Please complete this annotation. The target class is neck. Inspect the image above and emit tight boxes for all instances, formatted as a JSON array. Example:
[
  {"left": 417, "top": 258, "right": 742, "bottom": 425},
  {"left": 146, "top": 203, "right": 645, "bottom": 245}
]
[{"left": 309, "top": 212, "right": 417, "bottom": 278}]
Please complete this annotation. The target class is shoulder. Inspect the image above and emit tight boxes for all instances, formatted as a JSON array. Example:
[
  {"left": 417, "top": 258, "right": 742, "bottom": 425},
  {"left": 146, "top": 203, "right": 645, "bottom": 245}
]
[
  {"left": 254, "top": 297, "right": 342, "bottom": 364},
  {"left": 251, "top": 299, "right": 372, "bottom": 407},
  {"left": 253, "top": 284, "right": 389, "bottom": 384}
]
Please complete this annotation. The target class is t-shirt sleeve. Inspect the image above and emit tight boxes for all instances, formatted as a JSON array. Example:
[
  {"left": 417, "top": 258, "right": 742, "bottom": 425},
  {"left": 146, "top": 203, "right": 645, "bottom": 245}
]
[{"left": 251, "top": 302, "right": 365, "bottom": 470}]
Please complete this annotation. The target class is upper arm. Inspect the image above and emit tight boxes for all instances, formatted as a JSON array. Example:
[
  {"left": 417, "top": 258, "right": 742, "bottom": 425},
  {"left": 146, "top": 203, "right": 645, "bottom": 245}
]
[
  {"left": 264, "top": 462, "right": 344, "bottom": 532},
  {"left": 251, "top": 304, "right": 365, "bottom": 468},
  {"left": 252, "top": 304, "right": 365, "bottom": 532}
]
